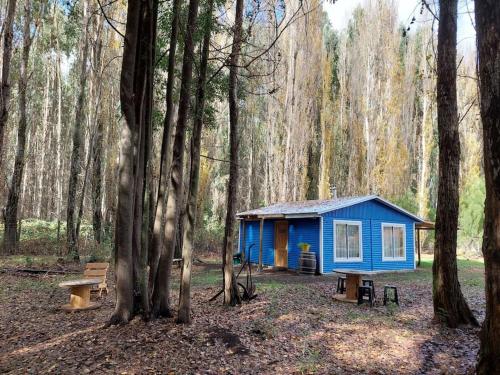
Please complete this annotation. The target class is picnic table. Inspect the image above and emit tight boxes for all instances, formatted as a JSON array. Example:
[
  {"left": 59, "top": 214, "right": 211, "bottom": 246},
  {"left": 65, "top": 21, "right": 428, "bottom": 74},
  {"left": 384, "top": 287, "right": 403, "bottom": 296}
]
[
  {"left": 59, "top": 278, "right": 102, "bottom": 312},
  {"left": 333, "top": 269, "right": 383, "bottom": 303}
]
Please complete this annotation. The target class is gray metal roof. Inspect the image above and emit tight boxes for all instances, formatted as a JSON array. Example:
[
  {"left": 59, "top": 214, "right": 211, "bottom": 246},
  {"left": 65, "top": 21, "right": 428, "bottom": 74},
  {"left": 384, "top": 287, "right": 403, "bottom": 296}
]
[{"left": 236, "top": 195, "right": 424, "bottom": 222}]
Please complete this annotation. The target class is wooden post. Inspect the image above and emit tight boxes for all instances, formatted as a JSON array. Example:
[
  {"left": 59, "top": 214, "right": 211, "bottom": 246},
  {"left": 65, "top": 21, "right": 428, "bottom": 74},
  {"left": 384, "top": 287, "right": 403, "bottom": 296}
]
[
  {"left": 258, "top": 218, "right": 264, "bottom": 272},
  {"left": 241, "top": 219, "right": 246, "bottom": 262},
  {"left": 417, "top": 228, "right": 421, "bottom": 267}
]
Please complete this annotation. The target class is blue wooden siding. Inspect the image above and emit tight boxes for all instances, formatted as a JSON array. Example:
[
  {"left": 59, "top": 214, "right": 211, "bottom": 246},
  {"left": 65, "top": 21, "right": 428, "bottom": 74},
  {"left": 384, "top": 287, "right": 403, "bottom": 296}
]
[
  {"left": 239, "top": 218, "right": 320, "bottom": 270},
  {"left": 239, "top": 199, "right": 417, "bottom": 274},
  {"left": 287, "top": 218, "right": 320, "bottom": 270},
  {"left": 321, "top": 200, "right": 415, "bottom": 273},
  {"left": 239, "top": 220, "right": 275, "bottom": 265}
]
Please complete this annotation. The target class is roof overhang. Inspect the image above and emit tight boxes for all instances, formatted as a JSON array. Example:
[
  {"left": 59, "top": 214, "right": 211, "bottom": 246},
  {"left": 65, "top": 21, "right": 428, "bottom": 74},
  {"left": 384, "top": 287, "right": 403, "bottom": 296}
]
[
  {"left": 238, "top": 213, "right": 320, "bottom": 220},
  {"left": 416, "top": 221, "right": 435, "bottom": 230}
]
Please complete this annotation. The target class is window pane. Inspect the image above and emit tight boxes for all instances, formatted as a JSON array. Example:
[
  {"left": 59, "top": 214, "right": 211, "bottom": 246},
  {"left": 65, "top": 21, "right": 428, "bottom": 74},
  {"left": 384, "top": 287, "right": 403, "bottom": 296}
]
[
  {"left": 394, "top": 227, "right": 404, "bottom": 258},
  {"left": 347, "top": 224, "right": 360, "bottom": 258},
  {"left": 383, "top": 227, "right": 393, "bottom": 258},
  {"left": 335, "top": 224, "right": 347, "bottom": 259}
]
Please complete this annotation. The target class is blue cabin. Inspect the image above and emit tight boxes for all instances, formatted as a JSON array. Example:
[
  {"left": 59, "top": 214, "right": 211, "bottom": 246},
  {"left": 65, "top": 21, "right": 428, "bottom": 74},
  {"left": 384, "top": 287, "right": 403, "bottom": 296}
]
[{"left": 237, "top": 195, "right": 426, "bottom": 274}]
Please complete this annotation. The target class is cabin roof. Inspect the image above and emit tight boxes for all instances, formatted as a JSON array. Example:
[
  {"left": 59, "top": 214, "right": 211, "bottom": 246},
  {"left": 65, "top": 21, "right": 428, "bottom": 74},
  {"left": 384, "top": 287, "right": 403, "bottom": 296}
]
[{"left": 236, "top": 195, "right": 424, "bottom": 222}]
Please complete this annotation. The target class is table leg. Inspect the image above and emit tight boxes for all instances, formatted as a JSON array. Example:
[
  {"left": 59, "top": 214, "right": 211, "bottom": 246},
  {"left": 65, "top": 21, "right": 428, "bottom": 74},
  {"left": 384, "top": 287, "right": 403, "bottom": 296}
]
[
  {"left": 345, "top": 274, "right": 361, "bottom": 301},
  {"left": 69, "top": 285, "right": 91, "bottom": 308}
]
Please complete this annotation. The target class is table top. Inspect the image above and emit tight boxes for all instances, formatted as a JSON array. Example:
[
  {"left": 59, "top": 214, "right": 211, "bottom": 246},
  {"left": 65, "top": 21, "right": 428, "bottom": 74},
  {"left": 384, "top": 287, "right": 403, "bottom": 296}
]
[
  {"left": 333, "top": 269, "right": 385, "bottom": 276},
  {"left": 59, "top": 278, "right": 102, "bottom": 288}
]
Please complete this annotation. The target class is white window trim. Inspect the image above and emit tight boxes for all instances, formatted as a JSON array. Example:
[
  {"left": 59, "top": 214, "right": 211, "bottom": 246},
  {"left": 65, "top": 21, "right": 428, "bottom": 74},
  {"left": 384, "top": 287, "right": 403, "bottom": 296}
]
[
  {"left": 333, "top": 220, "right": 363, "bottom": 263},
  {"left": 382, "top": 223, "right": 407, "bottom": 261}
]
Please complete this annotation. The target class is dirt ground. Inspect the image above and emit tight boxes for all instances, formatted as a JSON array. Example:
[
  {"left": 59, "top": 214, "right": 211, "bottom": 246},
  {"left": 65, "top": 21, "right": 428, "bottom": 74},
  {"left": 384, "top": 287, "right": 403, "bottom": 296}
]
[{"left": 0, "top": 256, "right": 484, "bottom": 374}]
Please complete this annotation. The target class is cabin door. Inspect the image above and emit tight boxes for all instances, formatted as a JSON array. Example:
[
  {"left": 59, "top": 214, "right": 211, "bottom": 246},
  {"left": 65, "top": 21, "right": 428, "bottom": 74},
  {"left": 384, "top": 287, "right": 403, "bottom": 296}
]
[{"left": 274, "top": 221, "right": 288, "bottom": 268}]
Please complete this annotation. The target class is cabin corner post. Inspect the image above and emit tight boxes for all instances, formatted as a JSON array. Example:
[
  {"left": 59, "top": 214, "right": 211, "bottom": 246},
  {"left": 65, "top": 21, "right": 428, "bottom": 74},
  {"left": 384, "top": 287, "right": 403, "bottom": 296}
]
[
  {"left": 241, "top": 219, "right": 246, "bottom": 262},
  {"left": 258, "top": 217, "right": 264, "bottom": 271},
  {"left": 416, "top": 227, "right": 421, "bottom": 267}
]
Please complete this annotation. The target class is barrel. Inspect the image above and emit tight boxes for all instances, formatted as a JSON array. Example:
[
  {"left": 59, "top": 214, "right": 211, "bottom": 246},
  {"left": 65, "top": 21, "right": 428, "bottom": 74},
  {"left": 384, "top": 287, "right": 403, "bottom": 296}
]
[{"left": 299, "top": 251, "right": 317, "bottom": 275}]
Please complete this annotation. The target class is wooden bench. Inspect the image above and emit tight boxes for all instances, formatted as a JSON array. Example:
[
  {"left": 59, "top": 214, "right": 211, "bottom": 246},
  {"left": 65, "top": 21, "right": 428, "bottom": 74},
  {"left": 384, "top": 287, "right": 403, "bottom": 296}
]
[{"left": 84, "top": 262, "right": 109, "bottom": 297}]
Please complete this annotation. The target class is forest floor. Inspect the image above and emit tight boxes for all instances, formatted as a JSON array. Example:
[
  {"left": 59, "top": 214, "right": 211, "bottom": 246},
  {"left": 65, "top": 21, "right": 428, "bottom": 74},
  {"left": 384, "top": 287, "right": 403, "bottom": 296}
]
[{"left": 0, "top": 254, "right": 484, "bottom": 374}]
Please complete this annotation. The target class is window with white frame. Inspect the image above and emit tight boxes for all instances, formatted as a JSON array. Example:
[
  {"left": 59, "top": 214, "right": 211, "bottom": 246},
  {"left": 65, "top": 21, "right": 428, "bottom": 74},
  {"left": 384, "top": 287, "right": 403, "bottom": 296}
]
[
  {"left": 334, "top": 221, "right": 362, "bottom": 262},
  {"left": 382, "top": 224, "right": 406, "bottom": 261}
]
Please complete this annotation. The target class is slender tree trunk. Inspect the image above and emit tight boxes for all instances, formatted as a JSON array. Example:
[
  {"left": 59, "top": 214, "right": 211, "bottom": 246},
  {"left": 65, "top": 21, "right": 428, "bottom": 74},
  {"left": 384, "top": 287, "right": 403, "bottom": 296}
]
[
  {"left": 475, "top": 1, "right": 500, "bottom": 372},
  {"left": 152, "top": 0, "right": 199, "bottom": 317},
  {"left": 148, "top": 0, "right": 182, "bottom": 297},
  {"left": 222, "top": 0, "right": 244, "bottom": 306},
  {"left": 177, "top": 0, "right": 214, "bottom": 324},
  {"left": 67, "top": 1, "right": 90, "bottom": 260},
  {"left": 54, "top": 2, "right": 64, "bottom": 237},
  {"left": 3, "top": 0, "right": 32, "bottom": 254},
  {"left": 38, "top": 66, "right": 52, "bottom": 219},
  {"left": 0, "top": 0, "right": 17, "bottom": 170},
  {"left": 92, "top": 116, "right": 104, "bottom": 243},
  {"left": 432, "top": 0, "right": 477, "bottom": 328}
]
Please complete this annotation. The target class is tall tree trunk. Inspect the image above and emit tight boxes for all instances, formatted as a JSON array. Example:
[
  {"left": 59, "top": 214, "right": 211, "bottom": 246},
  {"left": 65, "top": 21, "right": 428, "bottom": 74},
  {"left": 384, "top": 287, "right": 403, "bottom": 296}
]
[
  {"left": 177, "top": 0, "right": 214, "bottom": 324},
  {"left": 92, "top": 116, "right": 104, "bottom": 243},
  {"left": 3, "top": 0, "right": 32, "bottom": 254},
  {"left": 222, "top": 0, "right": 244, "bottom": 306},
  {"left": 152, "top": 0, "right": 199, "bottom": 317},
  {"left": 110, "top": 0, "right": 157, "bottom": 325},
  {"left": 0, "top": 0, "right": 17, "bottom": 171},
  {"left": 148, "top": 0, "right": 181, "bottom": 297},
  {"left": 110, "top": 0, "right": 143, "bottom": 325},
  {"left": 38, "top": 66, "right": 52, "bottom": 219},
  {"left": 54, "top": 2, "right": 64, "bottom": 237},
  {"left": 67, "top": 1, "right": 90, "bottom": 260},
  {"left": 432, "top": 0, "right": 477, "bottom": 328},
  {"left": 475, "top": 1, "right": 500, "bottom": 372}
]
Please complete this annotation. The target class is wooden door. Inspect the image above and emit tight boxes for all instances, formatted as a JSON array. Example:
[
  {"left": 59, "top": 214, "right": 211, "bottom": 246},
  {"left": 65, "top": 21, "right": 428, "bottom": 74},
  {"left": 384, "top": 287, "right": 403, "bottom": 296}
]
[{"left": 274, "top": 221, "right": 288, "bottom": 268}]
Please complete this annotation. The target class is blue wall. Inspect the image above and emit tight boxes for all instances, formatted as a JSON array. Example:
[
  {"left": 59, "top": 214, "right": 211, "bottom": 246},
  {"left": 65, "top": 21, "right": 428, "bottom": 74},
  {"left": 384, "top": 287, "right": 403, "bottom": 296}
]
[
  {"left": 239, "top": 199, "right": 417, "bottom": 274},
  {"left": 239, "top": 218, "right": 320, "bottom": 270},
  {"left": 288, "top": 218, "right": 320, "bottom": 270},
  {"left": 239, "top": 220, "right": 274, "bottom": 265},
  {"left": 321, "top": 200, "right": 415, "bottom": 273}
]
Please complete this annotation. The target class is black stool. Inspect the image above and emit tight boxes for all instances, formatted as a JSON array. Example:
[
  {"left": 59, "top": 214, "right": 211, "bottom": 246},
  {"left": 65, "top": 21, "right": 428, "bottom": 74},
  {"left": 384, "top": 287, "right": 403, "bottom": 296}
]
[
  {"left": 383, "top": 285, "right": 399, "bottom": 306},
  {"left": 336, "top": 276, "right": 346, "bottom": 294},
  {"left": 357, "top": 286, "right": 374, "bottom": 306},
  {"left": 362, "top": 279, "right": 375, "bottom": 298}
]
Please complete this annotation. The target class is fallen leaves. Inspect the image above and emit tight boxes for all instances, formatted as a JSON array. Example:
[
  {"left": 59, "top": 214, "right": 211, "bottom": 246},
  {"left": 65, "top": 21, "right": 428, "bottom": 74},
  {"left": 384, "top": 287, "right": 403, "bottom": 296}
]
[{"left": 0, "top": 262, "right": 483, "bottom": 374}]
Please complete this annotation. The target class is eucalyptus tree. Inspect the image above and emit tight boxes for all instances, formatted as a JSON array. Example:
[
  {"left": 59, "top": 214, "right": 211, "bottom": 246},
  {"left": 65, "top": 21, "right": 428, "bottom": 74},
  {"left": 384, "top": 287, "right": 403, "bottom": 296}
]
[
  {"left": 67, "top": 0, "right": 91, "bottom": 260},
  {"left": 152, "top": 0, "right": 200, "bottom": 318},
  {"left": 221, "top": 0, "right": 244, "bottom": 306},
  {"left": 177, "top": 0, "right": 215, "bottom": 324},
  {"left": 148, "top": 0, "right": 182, "bottom": 302},
  {"left": 3, "top": 0, "right": 36, "bottom": 253},
  {"left": 432, "top": 0, "right": 476, "bottom": 327},
  {"left": 110, "top": 0, "right": 157, "bottom": 324},
  {"left": 0, "top": 0, "right": 17, "bottom": 170},
  {"left": 475, "top": 0, "right": 500, "bottom": 372}
]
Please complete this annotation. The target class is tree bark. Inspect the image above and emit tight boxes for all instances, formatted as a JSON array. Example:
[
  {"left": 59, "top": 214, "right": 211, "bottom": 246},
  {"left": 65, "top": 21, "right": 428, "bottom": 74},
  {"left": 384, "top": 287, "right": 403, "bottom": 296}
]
[
  {"left": 152, "top": 0, "right": 199, "bottom": 317},
  {"left": 148, "top": 0, "right": 182, "bottom": 298},
  {"left": 0, "top": 0, "right": 17, "bottom": 170},
  {"left": 177, "top": 0, "right": 214, "bottom": 324},
  {"left": 222, "top": 0, "right": 244, "bottom": 306},
  {"left": 3, "top": 0, "right": 32, "bottom": 254},
  {"left": 432, "top": 0, "right": 477, "bottom": 328},
  {"left": 67, "top": 1, "right": 90, "bottom": 261},
  {"left": 92, "top": 116, "right": 104, "bottom": 244},
  {"left": 475, "top": 1, "right": 500, "bottom": 372},
  {"left": 110, "top": 0, "right": 143, "bottom": 325}
]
